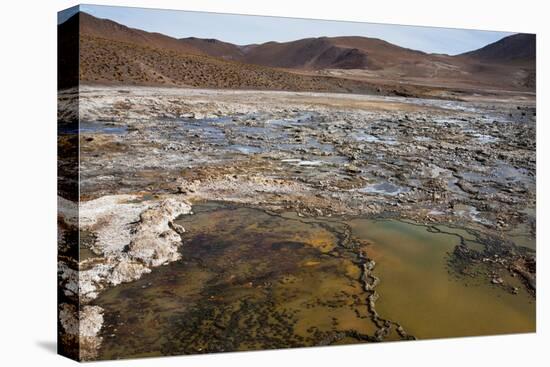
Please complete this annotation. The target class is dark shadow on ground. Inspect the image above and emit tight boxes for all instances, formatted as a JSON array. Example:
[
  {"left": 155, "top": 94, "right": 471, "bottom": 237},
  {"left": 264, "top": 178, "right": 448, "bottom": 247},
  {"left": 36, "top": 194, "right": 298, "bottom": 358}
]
[{"left": 36, "top": 340, "right": 57, "bottom": 354}]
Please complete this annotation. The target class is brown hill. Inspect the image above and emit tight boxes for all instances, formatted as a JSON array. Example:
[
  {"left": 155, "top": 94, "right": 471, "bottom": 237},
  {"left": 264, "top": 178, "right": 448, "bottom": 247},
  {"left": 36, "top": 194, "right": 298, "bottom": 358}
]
[
  {"left": 243, "top": 35, "right": 535, "bottom": 89},
  {"left": 76, "top": 12, "right": 443, "bottom": 72},
  {"left": 457, "top": 33, "right": 535, "bottom": 89},
  {"left": 179, "top": 37, "right": 245, "bottom": 61},
  {"left": 460, "top": 33, "right": 536, "bottom": 63},
  {"left": 177, "top": 35, "right": 433, "bottom": 71},
  {"left": 64, "top": 13, "right": 385, "bottom": 94},
  {"left": 63, "top": 12, "right": 536, "bottom": 93},
  {"left": 236, "top": 38, "right": 370, "bottom": 69},
  {"left": 240, "top": 36, "right": 434, "bottom": 71},
  {"left": 78, "top": 33, "right": 382, "bottom": 93},
  {"left": 79, "top": 12, "right": 204, "bottom": 56},
  {"left": 329, "top": 36, "right": 428, "bottom": 70}
]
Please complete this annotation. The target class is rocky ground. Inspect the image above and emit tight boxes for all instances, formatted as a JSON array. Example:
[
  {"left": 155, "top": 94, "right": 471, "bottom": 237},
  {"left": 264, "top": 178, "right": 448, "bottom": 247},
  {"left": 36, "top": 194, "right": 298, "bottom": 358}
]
[{"left": 58, "top": 85, "right": 536, "bottom": 360}]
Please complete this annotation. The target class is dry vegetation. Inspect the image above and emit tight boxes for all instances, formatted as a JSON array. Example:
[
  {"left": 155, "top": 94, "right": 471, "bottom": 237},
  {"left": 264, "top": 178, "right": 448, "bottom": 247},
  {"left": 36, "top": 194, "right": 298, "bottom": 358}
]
[
  {"left": 79, "top": 35, "right": 384, "bottom": 94},
  {"left": 69, "top": 12, "right": 535, "bottom": 97}
]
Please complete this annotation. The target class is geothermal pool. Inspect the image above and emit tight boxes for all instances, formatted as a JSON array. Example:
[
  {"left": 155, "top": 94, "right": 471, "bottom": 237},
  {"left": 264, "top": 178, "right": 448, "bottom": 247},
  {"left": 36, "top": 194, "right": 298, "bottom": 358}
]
[{"left": 92, "top": 203, "right": 535, "bottom": 359}]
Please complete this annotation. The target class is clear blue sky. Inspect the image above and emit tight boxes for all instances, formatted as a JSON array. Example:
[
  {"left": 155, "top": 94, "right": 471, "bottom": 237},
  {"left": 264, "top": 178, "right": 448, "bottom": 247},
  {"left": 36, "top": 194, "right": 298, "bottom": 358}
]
[{"left": 59, "top": 4, "right": 514, "bottom": 55}]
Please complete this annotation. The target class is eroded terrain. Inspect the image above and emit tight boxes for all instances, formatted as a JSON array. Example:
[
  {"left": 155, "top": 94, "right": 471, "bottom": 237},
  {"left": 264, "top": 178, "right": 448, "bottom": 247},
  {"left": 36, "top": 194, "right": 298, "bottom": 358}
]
[{"left": 58, "top": 85, "right": 536, "bottom": 360}]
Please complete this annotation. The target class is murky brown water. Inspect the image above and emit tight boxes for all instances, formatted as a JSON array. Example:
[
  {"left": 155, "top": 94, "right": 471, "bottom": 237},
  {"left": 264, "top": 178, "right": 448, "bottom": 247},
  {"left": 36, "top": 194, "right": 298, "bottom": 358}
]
[
  {"left": 92, "top": 202, "right": 535, "bottom": 360},
  {"left": 349, "top": 219, "right": 535, "bottom": 339}
]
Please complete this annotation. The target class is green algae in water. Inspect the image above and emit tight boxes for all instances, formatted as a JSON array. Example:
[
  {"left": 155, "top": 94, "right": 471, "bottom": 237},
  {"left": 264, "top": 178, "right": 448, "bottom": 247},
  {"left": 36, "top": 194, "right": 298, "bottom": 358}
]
[
  {"left": 92, "top": 204, "right": 535, "bottom": 360},
  {"left": 93, "top": 204, "right": 378, "bottom": 359}
]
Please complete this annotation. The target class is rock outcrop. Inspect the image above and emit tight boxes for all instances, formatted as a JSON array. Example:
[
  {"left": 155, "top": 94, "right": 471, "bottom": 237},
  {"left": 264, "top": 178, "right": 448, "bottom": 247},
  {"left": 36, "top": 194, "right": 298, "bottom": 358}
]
[{"left": 57, "top": 194, "right": 193, "bottom": 360}]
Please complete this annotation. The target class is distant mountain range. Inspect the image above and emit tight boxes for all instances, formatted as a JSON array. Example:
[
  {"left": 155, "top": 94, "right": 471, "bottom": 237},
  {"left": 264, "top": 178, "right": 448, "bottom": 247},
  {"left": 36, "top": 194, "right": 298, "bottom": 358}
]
[{"left": 59, "top": 12, "right": 536, "bottom": 96}]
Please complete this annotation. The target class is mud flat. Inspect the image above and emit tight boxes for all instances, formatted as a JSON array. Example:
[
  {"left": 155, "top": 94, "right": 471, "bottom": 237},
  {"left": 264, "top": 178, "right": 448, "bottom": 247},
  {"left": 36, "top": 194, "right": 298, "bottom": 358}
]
[{"left": 58, "top": 85, "right": 535, "bottom": 360}]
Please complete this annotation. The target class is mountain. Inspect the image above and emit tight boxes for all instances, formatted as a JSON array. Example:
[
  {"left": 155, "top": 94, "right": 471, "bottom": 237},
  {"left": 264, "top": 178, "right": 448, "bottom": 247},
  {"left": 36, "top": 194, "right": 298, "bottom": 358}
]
[
  {"left": 60, "top": 12, "right": 536, "bottom": 93},
  {"left": 178, "top": 37, "right": 245, "bottom": 61},
  {"left": 78, "top": 12, "right": 204, "bottom": 56},
  {"left": 231, "top": 37, "right": 370, "bottom": 69},
  {"left": 460, "top": 33, "right": 536, "bottom": 63},
  {"left": 61, "top": 12, "right": 385, "bottom": 94},
  {"left": 75, "top": 11, "right": 443, "bottom": 72},
  {"left": 178, "top": 35, "right": 435, "bottom": 71},
  {"left": 459, "top": 33, "right": 535, "bottom": 89},
  {"left": 77, "top": 33, "right": 380, "bottom": 93},
  {"left": 237, "top": 36, "right": 431, "bottom": 70}
]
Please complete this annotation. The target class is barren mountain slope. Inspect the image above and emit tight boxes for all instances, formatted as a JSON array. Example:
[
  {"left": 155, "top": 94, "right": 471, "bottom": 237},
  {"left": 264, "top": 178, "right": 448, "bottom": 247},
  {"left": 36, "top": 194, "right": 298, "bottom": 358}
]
[
  {"left": 78, "top": 34, "right": 385, "bottom": 94},
  {"left": 78, "top": 12, "right": 204, "bottom": 55},
  {"left": 460, "top": 33, "right": 535, "bottom": 63},
  {"left": 65, "top": 12, "right": 536, "bottom": 94}
]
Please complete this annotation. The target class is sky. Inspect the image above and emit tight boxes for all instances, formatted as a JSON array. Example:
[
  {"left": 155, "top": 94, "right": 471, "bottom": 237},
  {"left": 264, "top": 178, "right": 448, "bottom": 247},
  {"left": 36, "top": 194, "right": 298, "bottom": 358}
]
[{"left": 58, "top": 4, "right": 514, "bottom": 55}]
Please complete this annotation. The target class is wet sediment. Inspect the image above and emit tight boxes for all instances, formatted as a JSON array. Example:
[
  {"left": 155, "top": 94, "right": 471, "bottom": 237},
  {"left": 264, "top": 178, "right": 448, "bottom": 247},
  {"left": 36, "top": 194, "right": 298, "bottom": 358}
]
[
  {"left": 57, "top": 86, "right": 536, "bottom": 359},
  {"left": 90, "top": 203, "right": 533, "bottom": 359},
  {"left": 93, "top": 205, "right": 412, "bottom": 358}
]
